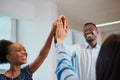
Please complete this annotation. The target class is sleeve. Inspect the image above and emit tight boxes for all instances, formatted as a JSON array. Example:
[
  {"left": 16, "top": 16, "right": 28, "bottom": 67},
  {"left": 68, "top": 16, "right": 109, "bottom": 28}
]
[
  {"left": 55, "top": 42, "right": 79, "bottom": 80},
  {"left": 21, "top": 65, "right": 33, "bottom": 78},
  {"left": 0, "top": 74, "right": 7, "bottom": 80}
]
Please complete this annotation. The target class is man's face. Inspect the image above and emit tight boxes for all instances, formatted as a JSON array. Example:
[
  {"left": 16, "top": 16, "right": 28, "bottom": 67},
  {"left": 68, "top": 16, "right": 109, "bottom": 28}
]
[{"left": 83, "top": 24, "right": 98, "bottom": 44}]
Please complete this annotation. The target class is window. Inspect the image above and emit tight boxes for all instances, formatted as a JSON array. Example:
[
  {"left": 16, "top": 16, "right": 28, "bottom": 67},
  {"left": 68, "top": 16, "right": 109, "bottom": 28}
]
[{"left": 0, "top": 16, "right": 16, "bottom": 73}]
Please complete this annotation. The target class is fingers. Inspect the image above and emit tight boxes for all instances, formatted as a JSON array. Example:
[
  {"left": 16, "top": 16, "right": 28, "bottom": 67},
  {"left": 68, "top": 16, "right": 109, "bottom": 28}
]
[
  {"left": 52, "top": 18, "right": 62, "bottom": 34},
  {"left": 60, "top": 16, "right": 68, "bottom": 31},
  {"left": 52, "top": 15, "right": 69, "bottom": 43},
  {"left": 60, "top": 16, "right": 68, "bottom": 37},
  {"left": 65, "top": 26, "right": 69, "bottom": 34},
  {"left": 52, "top": 15, "right": 68, "bottom": 35},
  {"left": 53, "top": 15, "right": 67, "bottom": 29}
]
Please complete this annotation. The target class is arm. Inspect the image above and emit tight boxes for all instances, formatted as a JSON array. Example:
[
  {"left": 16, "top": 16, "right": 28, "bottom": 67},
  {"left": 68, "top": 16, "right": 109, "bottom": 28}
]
[
  {"left": 29, "top": 26, "right": 56, "bottom": 75},
  {"left": 55, "top": 16, "right": 79, "bottom": 80},
  {"left": 54, "top": 16, "right": 68, "bottom": 43},
  {"left": 55, "top": 43, "right": 79, "bottom": 80}
]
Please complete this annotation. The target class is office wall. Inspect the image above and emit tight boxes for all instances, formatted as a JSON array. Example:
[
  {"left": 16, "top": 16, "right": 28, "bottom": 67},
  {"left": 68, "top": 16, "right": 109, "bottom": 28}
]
[
  {"left": 102, "top": 29, "right": 120, "bottom": 42},
  {"left": 0, "top": 0, "right": 35, "bottom": 19},
  {"left": 98, "top": 24, "right": 120, "bottom": 43}
]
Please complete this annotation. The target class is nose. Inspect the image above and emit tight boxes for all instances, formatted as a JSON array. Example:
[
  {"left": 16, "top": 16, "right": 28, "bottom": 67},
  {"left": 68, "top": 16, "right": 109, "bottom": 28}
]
[{"left": 21, "top": 50, "right": 27, "bottom": 55}]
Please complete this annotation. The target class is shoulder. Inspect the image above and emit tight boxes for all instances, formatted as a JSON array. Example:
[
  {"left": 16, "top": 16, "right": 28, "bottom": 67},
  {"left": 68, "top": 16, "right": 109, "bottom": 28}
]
[
  {"left": 68, "top": 44, "right": 83, "bottom": 56},
  {"left": 80, "top": 42, "right": 89, "bottom": 48},
  {"left": 68, "top": 44, "right": 81, "bottom": 50},
  {"left": 0, "top": 74, "right": 7, "bottom": 80},
  {"left": 21, "top": 65, "right": 30, "bottom": 73},
  {"left": 96, "top": 43, "right": 101, "bottom": 48},
  {"left": 21, "top": 65, "right": 32, "bottom": 77}
]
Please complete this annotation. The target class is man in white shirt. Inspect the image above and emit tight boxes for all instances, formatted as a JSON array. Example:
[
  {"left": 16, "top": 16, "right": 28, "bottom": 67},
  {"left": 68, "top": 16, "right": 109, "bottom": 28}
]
[{"left": 54, "top": 16, "right": 100, "bottom": 80}]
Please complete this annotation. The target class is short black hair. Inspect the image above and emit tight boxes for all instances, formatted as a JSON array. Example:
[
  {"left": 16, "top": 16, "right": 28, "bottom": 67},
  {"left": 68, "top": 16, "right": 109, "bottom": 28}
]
[
  {"left": 96, "top": 34, "right": 120, "bottom": 80},
  {"left": 0, "top": 39, "right": 13, "bottom": 64},
  {"left": 84, "top": 22, "right": 97, "bottom": 28}
]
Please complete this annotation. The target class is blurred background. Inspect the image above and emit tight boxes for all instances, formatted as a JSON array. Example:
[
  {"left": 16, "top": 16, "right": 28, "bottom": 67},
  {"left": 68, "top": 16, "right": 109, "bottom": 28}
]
[{"left": 0, "top": 0, "right": 120, "bottom": 80}]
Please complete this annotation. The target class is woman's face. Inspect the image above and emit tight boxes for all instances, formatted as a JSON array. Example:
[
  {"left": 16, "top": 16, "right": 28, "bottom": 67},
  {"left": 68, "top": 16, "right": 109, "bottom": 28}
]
[{"left": 7, "top": 43, "right": 27, "bottom": 65}]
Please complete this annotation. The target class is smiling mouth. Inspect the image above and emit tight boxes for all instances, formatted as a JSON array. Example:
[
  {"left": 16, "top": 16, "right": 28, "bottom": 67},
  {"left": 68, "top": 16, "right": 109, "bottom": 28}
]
[
  {"left": 21, "top": 56, "right": 27, "bottom": 60},
  {"left": 86, "top": 33, "right": 92, "bottom": 39}
]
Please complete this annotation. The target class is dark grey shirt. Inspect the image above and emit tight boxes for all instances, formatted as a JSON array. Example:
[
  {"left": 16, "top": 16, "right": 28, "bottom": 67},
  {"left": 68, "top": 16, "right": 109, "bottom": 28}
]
[{"left": 0, "top": 65, "right": 33, "bottom": 80}]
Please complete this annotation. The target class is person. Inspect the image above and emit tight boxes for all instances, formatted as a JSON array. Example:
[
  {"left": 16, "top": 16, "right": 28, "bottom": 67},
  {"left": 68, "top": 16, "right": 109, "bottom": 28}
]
[
  {"left": 53, "top": 15, "right": 101, "bottom": 80},
  {"left": 0, "top": 25, "right": 56, "bottom": 80},
  {"left": 96, "top": 34, "right": 120, "bottom": 80},
  {"left": 54, "top": 16, "right": 79, "bottom": 80}
]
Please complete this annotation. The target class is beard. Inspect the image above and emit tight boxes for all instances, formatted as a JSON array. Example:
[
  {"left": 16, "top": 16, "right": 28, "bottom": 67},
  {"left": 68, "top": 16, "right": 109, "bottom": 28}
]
[
  {"left": 86, "top": 38, "right": 94, "bottom": 44},
  {"left": 85, "top": 33, "right": 94, "bottom": 44}
]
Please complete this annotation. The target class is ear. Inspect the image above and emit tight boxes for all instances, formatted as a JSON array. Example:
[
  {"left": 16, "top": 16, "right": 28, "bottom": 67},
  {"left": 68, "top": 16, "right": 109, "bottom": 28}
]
[{"left": 6, "top": 54, "right": 11, "bottom": 61}]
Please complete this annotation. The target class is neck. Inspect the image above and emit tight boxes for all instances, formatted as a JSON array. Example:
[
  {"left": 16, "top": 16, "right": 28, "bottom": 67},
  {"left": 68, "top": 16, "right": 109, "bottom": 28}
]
[
  {"left": 89, "top": 40, "right": 97, "bottom": 48},
  {"left": 10, "top": 64, "right": 21, "bottom": 72},
  {"left": 4, "top": 65, "right": 21, "bottom": 79}
]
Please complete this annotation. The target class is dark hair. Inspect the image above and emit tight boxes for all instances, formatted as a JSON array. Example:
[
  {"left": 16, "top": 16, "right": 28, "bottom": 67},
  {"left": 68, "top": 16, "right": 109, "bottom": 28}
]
[
  {"left": 96, "top": 34, "right": 120, "bottom": 80},
  {"left": 84, "top": 22, "right": 97, "bottom": 29},
  {"left": 0, "top": 39, "right": 13, "bottom": 64}
]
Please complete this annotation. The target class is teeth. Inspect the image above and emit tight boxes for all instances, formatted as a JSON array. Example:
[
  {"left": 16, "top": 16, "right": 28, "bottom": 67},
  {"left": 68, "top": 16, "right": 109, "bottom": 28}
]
[
  {"left": 86, "top": 34, "right": 92, "bottom": 37},
  {"left": 22, "top": 56, "right": 26, "bottom": 59}
]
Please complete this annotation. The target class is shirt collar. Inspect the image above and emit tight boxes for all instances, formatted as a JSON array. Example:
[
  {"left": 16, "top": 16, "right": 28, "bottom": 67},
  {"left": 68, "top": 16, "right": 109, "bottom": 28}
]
[{"left": 86, "top": 43, "right": 100, "bottom": 49}]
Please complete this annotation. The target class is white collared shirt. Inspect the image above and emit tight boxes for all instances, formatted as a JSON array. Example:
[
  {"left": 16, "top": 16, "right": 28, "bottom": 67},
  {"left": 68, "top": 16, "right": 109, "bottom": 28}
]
[{"left": 70, "top": 43, "right": 101, "bottom": 80}]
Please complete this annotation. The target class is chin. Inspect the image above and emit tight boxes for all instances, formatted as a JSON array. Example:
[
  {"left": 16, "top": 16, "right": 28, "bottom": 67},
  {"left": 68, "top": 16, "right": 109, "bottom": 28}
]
[
  {"left": 20, "top": 62, "right": 26, "bottom": 65},
  {"left": 23, "top": 61, "right": 27, "bottom": 64},
  {"left": 21, "top": 61, "right": 27, "bottom": 64},
  {"left": 87, "top": 39, "right": 93, "bottom": 44}
]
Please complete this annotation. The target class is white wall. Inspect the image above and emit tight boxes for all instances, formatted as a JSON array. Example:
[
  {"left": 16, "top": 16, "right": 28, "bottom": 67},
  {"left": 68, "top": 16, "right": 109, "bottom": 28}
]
[
  {"left": 0, "top": 17, "right": 12, "bottom": 40},
  {"left": 102, "top": 29, "right": 120, "bottom": 42},
  {"left": 71, "top": 29, "right": 86, "bottom": 44},
  {"left": 0, "top": 0, "right": 35, "bottom": 19}
]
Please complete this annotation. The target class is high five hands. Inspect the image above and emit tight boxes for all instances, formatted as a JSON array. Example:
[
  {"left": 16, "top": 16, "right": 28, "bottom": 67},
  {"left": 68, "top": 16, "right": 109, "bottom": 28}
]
[{"left": 53, "top": 15, "right": 68, "bottom": 43}]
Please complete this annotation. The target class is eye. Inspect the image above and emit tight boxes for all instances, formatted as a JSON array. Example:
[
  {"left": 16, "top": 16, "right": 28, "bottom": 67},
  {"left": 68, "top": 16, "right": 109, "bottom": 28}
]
[
  {"left": 23, "top": 48, "right": 26, "bottom": 52},
  {"left": 83, "top": 29, "right": 88, "bottom": 32},
  {"left": 16, "top": 48, "right": 22, "bottom": 52},
  {"left": 89, "top": 28, "right": 93, "bottom": 31}
]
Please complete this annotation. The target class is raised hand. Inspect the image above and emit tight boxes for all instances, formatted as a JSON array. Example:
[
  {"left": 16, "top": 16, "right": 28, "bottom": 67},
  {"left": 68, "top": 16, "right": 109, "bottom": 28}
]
[{"left": 54, "top": 15, "right": 68, "bottom": 43}]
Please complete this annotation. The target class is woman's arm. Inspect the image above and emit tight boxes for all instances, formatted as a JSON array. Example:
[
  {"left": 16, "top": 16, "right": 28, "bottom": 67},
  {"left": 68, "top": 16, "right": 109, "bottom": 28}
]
[{"left": 29, "top": 26, "right": 56, "bottom": 75}]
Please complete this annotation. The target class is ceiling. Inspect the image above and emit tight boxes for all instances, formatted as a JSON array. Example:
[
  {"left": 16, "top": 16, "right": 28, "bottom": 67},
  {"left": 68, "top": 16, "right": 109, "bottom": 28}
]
[
  {"left": 54, "top": 0, "right": 120, "bottom": 31},
  {"left": 2, "top": 0, "right": 120, "bottom": 31}
]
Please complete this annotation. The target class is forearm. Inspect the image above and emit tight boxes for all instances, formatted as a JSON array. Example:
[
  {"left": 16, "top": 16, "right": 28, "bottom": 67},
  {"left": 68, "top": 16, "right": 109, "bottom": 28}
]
[
  {"left": 39, "top": 30, "right": 54, "bottom": 59},
  {"left": 29, "top": 30, "right": 54, "bottom": 74},
  {"left": 55, "top": 43, "right": 79, "bottom": 80}
]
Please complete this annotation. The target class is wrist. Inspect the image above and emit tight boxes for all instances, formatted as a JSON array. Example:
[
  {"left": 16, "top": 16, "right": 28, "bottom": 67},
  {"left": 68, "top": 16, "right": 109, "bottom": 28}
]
[{"left": 56, "top": 39, "right": 64, "bottom": 43}]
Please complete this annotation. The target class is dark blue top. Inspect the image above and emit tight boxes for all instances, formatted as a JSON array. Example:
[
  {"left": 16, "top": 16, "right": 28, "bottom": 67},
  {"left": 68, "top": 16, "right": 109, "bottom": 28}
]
[{"left": 0, "top": 65, "right": 33, "bottom": 80}]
